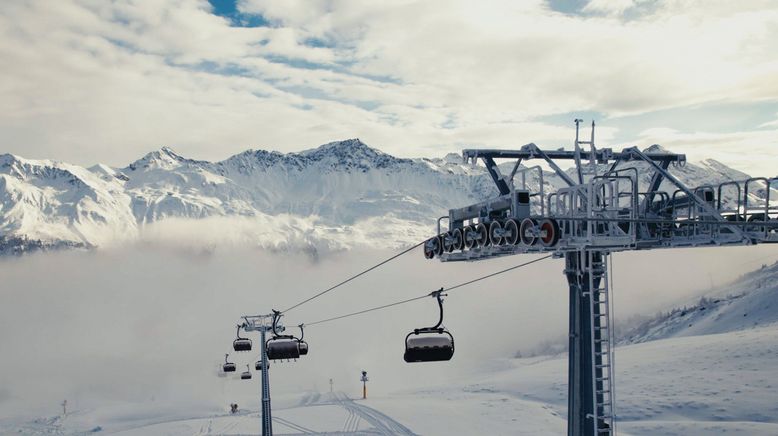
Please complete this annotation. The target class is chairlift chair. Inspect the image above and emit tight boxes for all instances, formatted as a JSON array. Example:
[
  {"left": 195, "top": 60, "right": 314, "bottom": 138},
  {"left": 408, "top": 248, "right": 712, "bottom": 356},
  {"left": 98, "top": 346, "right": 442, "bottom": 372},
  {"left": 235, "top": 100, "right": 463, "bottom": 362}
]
[
  {"left": 223, "top": 354, "right": 236, "bottom": 373},
  {"left": 265, "top": 311, "right": 302, "bottom": 361},
  {"left": 404, "top": 290, "right": 455, "bottom": 363},
  {"left": 240, "top": 364, "right": 252, "bottom": 380},
  {"left": 232, "top": 324, "right": 252, "bottom": 352}
]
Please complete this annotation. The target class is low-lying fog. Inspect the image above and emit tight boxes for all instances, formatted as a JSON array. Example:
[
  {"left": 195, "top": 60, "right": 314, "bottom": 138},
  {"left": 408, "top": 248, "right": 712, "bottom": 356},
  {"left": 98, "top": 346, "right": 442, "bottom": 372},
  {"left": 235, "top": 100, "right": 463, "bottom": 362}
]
[{"left": 0, "top": 243, "right": 775, "bottom": 420}]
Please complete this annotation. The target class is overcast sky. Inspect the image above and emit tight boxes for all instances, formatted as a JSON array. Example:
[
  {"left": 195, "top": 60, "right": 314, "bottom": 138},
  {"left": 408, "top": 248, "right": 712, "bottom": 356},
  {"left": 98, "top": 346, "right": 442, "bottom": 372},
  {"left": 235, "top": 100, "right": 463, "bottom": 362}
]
[{"left": 0, "top": 0, "right": 776, "bottom": 175}]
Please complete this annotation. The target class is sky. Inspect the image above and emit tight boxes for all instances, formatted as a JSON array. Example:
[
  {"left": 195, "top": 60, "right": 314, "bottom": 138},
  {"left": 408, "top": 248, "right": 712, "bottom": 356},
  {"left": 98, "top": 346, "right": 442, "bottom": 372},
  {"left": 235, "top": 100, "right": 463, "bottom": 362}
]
[{"left": 0, "top": 0, "right": 777, "bottom": 175}]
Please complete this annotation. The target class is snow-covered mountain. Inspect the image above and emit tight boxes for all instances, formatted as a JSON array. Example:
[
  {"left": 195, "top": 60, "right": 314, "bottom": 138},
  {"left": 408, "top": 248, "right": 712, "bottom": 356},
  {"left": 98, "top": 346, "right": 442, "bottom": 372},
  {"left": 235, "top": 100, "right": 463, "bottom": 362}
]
[{"left": 0, "top": 140, "right": 762, "bottom": 254}]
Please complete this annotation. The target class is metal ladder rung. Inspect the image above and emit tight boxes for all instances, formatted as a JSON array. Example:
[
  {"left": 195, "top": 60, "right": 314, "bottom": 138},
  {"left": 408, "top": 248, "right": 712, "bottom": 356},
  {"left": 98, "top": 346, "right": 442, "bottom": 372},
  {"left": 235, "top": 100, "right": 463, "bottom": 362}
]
[
  {"left": 596, "top": 389, "right": 611, "bottom": 394},
  {"left": 595, "top": 364, "right": 610, "bottom": 368}
]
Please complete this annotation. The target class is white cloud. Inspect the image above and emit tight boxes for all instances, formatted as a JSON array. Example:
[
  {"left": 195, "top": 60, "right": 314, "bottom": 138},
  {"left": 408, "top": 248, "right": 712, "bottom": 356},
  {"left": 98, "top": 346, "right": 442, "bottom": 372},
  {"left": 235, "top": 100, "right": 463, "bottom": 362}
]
[
  {"left": 583, "top": 0, "right": 637, "bottom": 15},
  {"left": 635, "top": 126, "right": 778, "bottom": 176},
  {"left": 0, "top": 0, "right": 776, "bottom": 174}
]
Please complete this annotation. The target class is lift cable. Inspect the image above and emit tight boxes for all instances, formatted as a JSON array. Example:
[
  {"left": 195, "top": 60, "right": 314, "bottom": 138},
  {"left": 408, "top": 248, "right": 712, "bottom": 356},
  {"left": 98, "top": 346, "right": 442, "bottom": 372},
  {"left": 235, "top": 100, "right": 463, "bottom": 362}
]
[
  {"left": 304, "top": 255, "right": 553, "bottom": 327},
  {"left": 280, "top": 240, "right": 425, "bottom": 314}
]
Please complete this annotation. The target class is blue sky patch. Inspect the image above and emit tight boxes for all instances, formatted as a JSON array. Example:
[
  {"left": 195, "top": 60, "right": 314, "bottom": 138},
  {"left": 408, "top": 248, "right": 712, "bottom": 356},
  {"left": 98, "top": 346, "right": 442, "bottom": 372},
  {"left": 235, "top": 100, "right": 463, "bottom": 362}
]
[{"left": 208, "top": 0, "right": 270, "bottom": 27}]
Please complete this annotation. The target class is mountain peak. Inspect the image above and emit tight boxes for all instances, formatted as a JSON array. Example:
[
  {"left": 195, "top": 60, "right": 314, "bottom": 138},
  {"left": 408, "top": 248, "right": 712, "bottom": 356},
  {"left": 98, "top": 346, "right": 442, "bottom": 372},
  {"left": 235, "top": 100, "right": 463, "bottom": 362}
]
[
  {"left": 643, "top": 144, "right": 671, "bottom": 153},
  {"left": 295, "top": 139, "right": 409, "bottom": 171},
  {"left": 126, "top": 146, "right": 193, "bottom": 171},
  {"left": 299, "top": 138, "right": 377, "bottom": 156}
]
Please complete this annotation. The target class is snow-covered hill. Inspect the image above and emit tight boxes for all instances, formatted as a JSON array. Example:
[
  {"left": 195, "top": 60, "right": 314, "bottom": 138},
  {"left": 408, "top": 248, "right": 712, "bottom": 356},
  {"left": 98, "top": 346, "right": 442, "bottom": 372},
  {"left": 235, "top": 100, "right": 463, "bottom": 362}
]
[
  {"left": 620, "top": 261, "right": 778, "bottom": 344},
  {"left": 0, "top": 140, "right": 763, "bottom": 254}
]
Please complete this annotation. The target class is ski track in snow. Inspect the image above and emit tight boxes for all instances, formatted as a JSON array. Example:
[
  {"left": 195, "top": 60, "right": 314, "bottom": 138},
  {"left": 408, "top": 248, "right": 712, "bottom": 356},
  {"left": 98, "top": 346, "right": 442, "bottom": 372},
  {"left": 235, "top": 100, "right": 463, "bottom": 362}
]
[{"left": 327, "top": 392, "right": 418, "bottom": 436}]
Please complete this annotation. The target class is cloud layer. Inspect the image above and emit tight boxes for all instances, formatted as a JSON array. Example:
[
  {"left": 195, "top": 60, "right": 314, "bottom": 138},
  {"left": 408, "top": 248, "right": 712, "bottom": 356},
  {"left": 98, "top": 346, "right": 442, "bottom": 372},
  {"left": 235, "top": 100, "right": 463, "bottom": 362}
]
[{"left": 0, "top": 0, "right": 776, "bottom": 174}]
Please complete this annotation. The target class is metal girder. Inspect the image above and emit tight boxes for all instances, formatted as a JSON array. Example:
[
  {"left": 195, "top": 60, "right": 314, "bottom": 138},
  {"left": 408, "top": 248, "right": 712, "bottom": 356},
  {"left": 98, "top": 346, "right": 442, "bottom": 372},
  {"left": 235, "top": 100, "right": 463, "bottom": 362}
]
[
  {"left": 624, "top": 147, "right": 747, "bottom": 241},
  {"left": 462, "top": 147, "right": 685, "bottom": 164},
  {"left": 483, "top": 156, "right": 511, "bottom": 195}
]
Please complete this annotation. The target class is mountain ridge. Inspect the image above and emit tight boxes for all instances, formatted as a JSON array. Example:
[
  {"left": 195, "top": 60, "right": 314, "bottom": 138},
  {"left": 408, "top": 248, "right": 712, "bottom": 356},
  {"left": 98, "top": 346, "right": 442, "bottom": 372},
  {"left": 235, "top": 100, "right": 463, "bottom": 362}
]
[{"left": 0, "top": 139, "right": 762, "bottom": 254}]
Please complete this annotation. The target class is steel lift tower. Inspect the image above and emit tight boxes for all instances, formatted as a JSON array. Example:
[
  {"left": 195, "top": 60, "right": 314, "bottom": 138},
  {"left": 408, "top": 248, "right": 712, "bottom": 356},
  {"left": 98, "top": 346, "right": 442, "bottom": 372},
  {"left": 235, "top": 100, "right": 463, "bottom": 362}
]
[
  {"left": 241, "top": 314, "right": 285, "bottom": 436},
  {"left": 423, "top": 120, "right": 778, "bottom": 436}
]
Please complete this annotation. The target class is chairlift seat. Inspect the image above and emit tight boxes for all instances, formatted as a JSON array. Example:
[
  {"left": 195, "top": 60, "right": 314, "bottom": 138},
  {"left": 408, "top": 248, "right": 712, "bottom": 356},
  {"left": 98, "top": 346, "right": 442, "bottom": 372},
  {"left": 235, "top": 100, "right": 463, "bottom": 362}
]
[
  {"left": 233, "top": 338, "right": 252, "bottom": 352},
  {"left": 223, "top": 362, "right": 236, "bottom": 372},
  {"left": 241, "top": 371, "right": 252, "bottom": 380},
  {"left": 266, "top": 338, "right": 301, "bottom": 360},
  {"left": 298, "top": 341, "right": 309, "bottom": 356},
  {"left": 404, "top": 330, "right": 454, "bottom": 363}
]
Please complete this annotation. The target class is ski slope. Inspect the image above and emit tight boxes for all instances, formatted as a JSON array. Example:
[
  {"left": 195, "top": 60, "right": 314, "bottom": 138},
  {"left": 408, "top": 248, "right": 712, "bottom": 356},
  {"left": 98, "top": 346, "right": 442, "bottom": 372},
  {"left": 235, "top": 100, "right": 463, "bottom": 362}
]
[{"left": 3, "top": 323, "right": 776, "bottom": 435}]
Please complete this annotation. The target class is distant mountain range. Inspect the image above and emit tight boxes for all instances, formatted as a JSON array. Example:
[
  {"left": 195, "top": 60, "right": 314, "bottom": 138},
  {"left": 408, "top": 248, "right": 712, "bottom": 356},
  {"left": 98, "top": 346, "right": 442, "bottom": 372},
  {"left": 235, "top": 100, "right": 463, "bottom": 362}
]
[{"left": 0, "top": 139, "right": 757, "bottom": 254}]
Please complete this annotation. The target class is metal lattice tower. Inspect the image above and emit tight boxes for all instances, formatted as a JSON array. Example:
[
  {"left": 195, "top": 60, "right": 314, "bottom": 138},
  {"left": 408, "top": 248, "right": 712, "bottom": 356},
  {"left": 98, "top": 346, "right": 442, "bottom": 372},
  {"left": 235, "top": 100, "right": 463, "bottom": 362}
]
[{"left": 424, "top": 121, "right": 778, "bottom": 436}]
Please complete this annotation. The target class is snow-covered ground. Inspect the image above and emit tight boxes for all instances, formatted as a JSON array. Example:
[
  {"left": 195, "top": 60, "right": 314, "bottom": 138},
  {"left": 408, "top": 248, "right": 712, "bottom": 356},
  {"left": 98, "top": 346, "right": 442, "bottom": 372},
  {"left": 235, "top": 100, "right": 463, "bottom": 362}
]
[
  {"left": 1, "top": 244, "right": 776, "bottom": 435},
  {"left": 3, "top": 323, "right": 777, "bottom": 435}
]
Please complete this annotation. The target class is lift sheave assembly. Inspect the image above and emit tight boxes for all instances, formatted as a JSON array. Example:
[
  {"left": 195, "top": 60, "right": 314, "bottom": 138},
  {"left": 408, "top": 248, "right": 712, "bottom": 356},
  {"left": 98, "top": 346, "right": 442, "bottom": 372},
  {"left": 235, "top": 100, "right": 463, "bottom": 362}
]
[{"left": 404, "top": 290, "right": 455, "bottom": 363}]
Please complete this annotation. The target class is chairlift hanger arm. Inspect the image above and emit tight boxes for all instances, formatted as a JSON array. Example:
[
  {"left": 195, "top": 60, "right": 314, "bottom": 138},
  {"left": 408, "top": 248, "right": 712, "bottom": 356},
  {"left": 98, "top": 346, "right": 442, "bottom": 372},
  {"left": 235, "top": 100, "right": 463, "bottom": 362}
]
[{"left": 423, "top": 288, "right": 446, "bottom": 331}]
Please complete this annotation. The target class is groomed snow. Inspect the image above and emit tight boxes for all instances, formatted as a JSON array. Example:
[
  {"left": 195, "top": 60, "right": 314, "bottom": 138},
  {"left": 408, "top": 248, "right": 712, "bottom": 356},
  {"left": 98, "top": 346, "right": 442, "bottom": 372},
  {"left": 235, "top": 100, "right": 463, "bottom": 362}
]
[{"left": 3, "top": 324, "right": 776, "bottom": 435}]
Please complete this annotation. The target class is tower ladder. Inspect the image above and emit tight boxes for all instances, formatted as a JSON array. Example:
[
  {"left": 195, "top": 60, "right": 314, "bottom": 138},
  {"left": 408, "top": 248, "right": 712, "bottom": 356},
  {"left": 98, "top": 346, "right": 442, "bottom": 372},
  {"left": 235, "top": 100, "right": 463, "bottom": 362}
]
[{"left": 587, "top": 250, "right": 614, "bottom": 435}]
